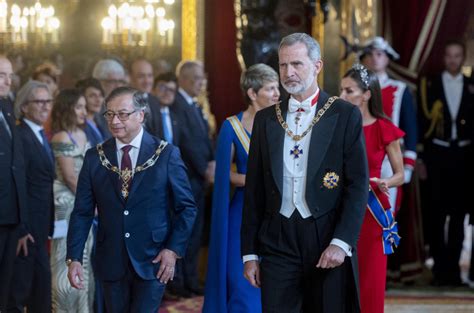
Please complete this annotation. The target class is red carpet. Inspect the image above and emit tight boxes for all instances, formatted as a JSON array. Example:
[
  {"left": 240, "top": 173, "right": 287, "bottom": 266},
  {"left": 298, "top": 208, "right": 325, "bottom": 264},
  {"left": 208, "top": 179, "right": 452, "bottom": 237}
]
[{"left": 159, "top": 296, "right": 203, "bottom": 313}]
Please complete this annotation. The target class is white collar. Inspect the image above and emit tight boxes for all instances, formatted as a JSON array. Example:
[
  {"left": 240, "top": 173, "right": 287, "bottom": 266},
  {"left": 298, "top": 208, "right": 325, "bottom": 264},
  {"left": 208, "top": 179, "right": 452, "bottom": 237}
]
[
  {"left": 23, "top": 118, "right": 43, "bottom": 134},
  {"left": 289, "top": 88, "right": 320, "bottom": 105},
  {"left": 115, "top": 127, "right": 144, "bottom": 151},
  {"left": 442, "top": 71, "right": 463, "bottom": 82},
  {"left": 178, "top": 88, "right": 194, "bottom": 105},
  {"left": 377, "top": 72, "right": 389, "bottom": 86},
  {"left": 160, "top": 106, "right": 170, "bottom": 113}
]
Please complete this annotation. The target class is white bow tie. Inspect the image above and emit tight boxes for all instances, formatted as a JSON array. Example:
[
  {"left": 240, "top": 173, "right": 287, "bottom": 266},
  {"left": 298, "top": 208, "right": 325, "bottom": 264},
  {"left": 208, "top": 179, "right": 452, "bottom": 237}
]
[{"left": 288, "top": 98, "right": 311, "bottom": 113}]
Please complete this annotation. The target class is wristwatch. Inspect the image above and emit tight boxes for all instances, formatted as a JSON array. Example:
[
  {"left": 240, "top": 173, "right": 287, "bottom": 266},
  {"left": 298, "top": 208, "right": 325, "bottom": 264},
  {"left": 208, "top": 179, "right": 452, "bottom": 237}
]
[{"left": 65, "top": 258, "right": 80, "bottom": 266}]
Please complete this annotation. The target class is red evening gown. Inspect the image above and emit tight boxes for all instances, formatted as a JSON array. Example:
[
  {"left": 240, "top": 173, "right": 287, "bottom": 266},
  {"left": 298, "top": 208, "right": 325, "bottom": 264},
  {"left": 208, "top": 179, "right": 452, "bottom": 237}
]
[{"left": 358, "top": 118, "right": 404, "bottom": 313}]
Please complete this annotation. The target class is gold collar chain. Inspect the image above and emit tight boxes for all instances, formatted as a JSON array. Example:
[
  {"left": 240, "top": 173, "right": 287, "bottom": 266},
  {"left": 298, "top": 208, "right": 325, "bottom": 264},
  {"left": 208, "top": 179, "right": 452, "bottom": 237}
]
[
  {"left": 275, "top": 96, "right": 338, "bottom": 141},
  {"left": 96, "top": 141, "right": 168, "bottom": 198}
]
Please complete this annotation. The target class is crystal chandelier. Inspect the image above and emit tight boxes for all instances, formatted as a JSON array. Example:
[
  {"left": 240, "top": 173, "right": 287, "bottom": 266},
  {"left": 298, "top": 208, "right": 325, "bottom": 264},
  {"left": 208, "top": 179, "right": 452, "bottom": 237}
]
[
  {"left": 101, "top": 0, "right": 176, "bottom": 49},
  {"left": 0, "top": 0, "right": 60, "bottom": 50}
]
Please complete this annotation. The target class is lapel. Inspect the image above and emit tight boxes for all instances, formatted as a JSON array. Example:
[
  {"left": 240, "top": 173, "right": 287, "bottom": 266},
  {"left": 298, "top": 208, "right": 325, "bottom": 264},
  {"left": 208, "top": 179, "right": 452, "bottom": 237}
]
[
  {"left": 306, "top": 91, "right": 339, "bottom": 182},
  {"left": 20, "top": 121, "right": 54, "bottom": 173},
  {"left": 266, "top": 99, "right": 287, "bottom": 194},
  {"left": 456, "top": 76, "right": 470, "bottom": 123},
  {"left": 127, "top": 131, "right": 157, "bottom": 203},
  {"left": 101, "top": 139, "right": 125, "bottom": 203}
]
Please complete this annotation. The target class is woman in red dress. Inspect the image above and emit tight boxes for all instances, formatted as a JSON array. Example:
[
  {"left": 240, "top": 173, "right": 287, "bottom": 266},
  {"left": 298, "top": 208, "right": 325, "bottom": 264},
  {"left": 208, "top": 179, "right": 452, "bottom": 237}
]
[{"left": 340, "top": 64, "right": 405, "bottom": 313}]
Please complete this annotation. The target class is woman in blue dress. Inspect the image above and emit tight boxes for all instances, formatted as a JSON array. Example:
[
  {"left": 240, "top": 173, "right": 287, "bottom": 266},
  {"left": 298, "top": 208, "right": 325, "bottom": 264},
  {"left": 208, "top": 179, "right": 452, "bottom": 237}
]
[{"left": 203, "top": 64, "right": 280, "bottom": 313}]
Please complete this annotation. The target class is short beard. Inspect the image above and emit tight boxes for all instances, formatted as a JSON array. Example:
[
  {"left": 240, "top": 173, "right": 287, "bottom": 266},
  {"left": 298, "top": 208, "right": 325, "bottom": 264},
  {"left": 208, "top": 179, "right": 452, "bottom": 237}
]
[{"left": 282, "top": 72, "right": 316, "bottom": 96}]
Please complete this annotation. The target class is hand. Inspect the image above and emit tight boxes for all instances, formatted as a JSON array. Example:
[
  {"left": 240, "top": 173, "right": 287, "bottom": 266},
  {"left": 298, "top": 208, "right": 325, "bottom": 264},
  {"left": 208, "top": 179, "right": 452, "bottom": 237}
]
[
  {"left": 153, "top": 249, "right": 178, "bottom": 284},
  {"left": 16, "top": 233, "right": 35, "bottom": 256},
  {"left": 205, "top": 161, "right": 216, "bottom": 184},
  {"left": 316, "top": 244, "right": 346, "bottom": 269},
  {"left": 370, "top": 177, "right": 390, "bottom": 195},
  {"left": 67, "top": 261, "right": 85, "bottom": 289},
  {"left": 403, "top": 167, "right": 413, "bottom": 184},
  {"left": 243, "top": 260, "right": 261, "bottom": 288}
]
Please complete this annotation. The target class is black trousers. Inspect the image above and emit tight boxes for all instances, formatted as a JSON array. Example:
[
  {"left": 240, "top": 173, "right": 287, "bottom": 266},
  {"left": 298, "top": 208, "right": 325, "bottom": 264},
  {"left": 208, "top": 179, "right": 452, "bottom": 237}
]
[
  {"left": 0, "top": 225, "right": 18, "bottom": 311},
  {"left": 7, "top": 239, "right": 51, "bottom": 313},
  {"left": 102, "top": 260, "right": 165, "bottom": 313},
  {"left": 425, "top": 144, "right": 471, "bottom": 283},
  {"left": 259, "top": 212, "right": 357, "bottom": 313}
]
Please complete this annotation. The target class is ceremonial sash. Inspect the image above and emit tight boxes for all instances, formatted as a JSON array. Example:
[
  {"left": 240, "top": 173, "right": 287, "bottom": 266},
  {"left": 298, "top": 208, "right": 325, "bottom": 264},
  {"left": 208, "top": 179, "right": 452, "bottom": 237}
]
[
  {"left": 367, "top": 188, "right": 401, "bottom": 255},
  {"left": 227, "top": 115, "right": 250, "bottom": 155}
]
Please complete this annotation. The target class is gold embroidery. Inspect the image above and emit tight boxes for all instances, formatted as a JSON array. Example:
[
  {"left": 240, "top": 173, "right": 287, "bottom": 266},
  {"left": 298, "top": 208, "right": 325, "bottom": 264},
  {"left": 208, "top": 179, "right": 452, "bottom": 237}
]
[{"left": 323, "top": 172, "right": 339, "bottom": 189}]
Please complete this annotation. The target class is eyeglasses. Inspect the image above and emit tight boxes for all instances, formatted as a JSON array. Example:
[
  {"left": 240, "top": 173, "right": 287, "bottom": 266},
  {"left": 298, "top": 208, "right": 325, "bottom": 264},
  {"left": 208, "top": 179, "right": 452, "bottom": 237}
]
[
  {"left": 29, "top": 99, "right": 53, "bottom": 106},
  {"left": 103, "top": 110, "right": 137, "bottom": 121},
  {"left": 157, "top": 84, "right": 177, "bottom": 93}
]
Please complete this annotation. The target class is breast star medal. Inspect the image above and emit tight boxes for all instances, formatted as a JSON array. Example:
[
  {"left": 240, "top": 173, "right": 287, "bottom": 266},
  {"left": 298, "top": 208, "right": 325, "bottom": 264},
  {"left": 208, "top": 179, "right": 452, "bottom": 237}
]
[
  {"left": 323, "top": 171, "right": 339, "bottom": 189},
  {"left": 290, "top": 145, "right": 303, "bottom": 159}
]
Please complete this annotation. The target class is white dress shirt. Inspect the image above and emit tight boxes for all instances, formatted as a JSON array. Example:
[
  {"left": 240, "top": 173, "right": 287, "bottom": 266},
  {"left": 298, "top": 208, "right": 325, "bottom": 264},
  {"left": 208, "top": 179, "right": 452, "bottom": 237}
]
[
  {"left": 23, "top": 118, "right": 44, "bottom": 144},
  {"left": 442, "top": 71, "right": 463, "bottom": 140},
  {"left": 116, "top": 127, "right": 144, "bottom": 172},
  {"left": 243, "top": 90, "right": 351, "bottom": 263}
]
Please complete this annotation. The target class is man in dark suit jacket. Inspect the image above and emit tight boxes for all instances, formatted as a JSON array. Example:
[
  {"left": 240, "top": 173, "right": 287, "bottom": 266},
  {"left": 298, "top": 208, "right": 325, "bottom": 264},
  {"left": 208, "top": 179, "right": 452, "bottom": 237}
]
[
  {"left": 241, "top": 33, "right": 368, "bottom": 313},
  {"left": 419, "top": 40, "right": 474, "bottom": 286},
  {"left": 147, "top": 72, "right": 181, "bottom": 146},
  {"left": 66, "top": 87, "right": 197, "bottom": 312},
  {"left": 7, "top": 80, "right": 55, "bottom": 313},
  {"left": 0, "top": 56, "right": 27, "bottom": 311},
  {"left": 170, "top": 60, "right": 214, "bottom": 296}
]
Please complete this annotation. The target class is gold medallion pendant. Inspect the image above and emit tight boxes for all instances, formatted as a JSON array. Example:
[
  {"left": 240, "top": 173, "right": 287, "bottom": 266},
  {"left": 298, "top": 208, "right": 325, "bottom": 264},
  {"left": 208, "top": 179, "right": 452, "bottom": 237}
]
[{"left": 97, "top": 141, "right": 168, "bottom": 199}]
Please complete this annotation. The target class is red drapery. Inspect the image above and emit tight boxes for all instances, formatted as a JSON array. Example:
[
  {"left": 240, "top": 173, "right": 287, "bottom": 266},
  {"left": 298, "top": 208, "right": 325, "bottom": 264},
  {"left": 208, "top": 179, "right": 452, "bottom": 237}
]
[
  {"left": 205, "top": 0, "right": 244, "bottom": 128},
  {"left": 382, "top": 0, "right": 473, "bottom": 83}
]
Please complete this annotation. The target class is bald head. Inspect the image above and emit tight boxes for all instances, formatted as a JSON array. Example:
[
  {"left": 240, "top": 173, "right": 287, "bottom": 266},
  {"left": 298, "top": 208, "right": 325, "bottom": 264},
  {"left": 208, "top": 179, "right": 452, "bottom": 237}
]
[
  {"left": 0, "top": 56, "right": 13, "bottom": 97},
  {"left": 176, "top": 60, "right": 205, "bottom": 97},
  {"left": 130, "top": 59, "right": 154, "bottom": 93}
]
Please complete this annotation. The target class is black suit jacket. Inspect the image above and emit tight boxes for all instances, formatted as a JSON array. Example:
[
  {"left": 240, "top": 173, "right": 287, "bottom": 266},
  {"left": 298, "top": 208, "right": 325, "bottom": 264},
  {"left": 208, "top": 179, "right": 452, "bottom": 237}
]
[
  {"left": 421, "top": 74, "right": 474, "bottom": 144},
  {"left": 17, "top": 120, "right": 55, "bottom": 240},
  {"left": 241, "top": 91, "right": 368, "bottom": 256},
  {"left": 145, "top": 93, "right": 181, "bottom": 146},
  {"left": 173, "top": 91, "right": 214, "bottom": 194},
  {"left": 0, "top": 98, "right": 27, "bottom": 227}
]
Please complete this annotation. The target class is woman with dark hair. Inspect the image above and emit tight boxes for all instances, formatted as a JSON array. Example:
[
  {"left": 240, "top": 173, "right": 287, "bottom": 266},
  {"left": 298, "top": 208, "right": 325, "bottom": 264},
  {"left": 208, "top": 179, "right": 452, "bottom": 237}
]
[
  {"left": 203, "top": 64, "right": 280, "bottom": 313},
  {"left": 50, "top": 89, "right": 93, "bottom": 313},
  {"left": 76, "top": 77, "right": 110, "bottom": 146},
  {"left": 340, "top": 64, "right": 404, "bottom": 313}
]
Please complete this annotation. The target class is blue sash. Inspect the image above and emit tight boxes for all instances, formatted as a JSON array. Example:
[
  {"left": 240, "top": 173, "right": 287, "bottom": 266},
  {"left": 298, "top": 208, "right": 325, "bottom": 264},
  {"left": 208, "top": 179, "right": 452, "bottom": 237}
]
[{"left": 367, "top": 189, "right": 401, "bottom": 255}]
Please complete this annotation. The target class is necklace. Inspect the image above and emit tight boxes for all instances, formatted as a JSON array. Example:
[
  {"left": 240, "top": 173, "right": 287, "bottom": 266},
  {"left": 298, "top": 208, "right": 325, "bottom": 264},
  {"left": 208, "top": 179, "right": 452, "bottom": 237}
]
[
  {"left": 97, "top": 141, "right": 168, "bottom": 198},
  {"left": 275, "top": 96, "right": 338, "bottom": 142}
]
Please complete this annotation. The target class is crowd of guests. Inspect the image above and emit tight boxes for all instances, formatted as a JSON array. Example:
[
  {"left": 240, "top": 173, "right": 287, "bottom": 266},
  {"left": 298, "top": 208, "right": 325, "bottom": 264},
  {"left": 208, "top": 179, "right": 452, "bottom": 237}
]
[{"left": 0, "top": 31, "right": 472, "bottom": 313}]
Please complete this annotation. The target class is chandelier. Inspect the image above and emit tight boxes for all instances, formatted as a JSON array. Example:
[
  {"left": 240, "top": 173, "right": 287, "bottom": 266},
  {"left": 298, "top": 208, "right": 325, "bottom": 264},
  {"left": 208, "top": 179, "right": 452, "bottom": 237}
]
[
  {"left": 101, "top": 0, "right": 176, "bottom": 49},
  {"left": 0, "top": 0, "right": 60, "bottom": 50}
]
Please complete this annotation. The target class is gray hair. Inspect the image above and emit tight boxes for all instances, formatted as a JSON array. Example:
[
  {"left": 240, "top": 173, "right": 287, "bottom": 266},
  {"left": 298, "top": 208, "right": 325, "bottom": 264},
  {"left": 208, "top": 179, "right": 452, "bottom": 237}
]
[
  {"left": 104, "top": 86, "right": 150, "bottom": 119},
  {"left": 279, "top": 33, "right": 321, "bottom": 61},
  {"left": 175, "top": 60, "right": 203, "bottom": 78},
  {"left": 14, "top": 80, "right": 50, "bottom": 119},
  {"left": 240, "top": 63, "right": 279, "bottom": 104},
  {"left": 92, "top": 59, "right": 125, "bottom": 80}
]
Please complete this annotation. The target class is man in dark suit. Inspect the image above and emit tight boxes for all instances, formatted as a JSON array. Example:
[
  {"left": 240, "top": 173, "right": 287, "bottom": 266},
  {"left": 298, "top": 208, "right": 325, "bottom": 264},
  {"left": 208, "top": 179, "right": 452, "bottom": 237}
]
[
  {"left": 170, "top": 60, "right": 214, "bottom": 296},
  {"left": 241, "top": 33, "right": 368, "bottom": 313},
  {"left": 7, "top": 80, "right": 55, "bottom": 313},
  {"left": 149, "top": 72, "right": 181, "bottom": 145},
  {"left": 66, "top": 87, "right": 197, "bottom": 312},
  {"left": 419, "top": 40, "right": 474, "bottom": 286},
  {"left": 0, "top": 56, "right": 27, "bottom": 311}
]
